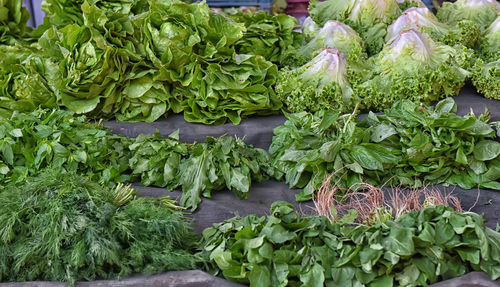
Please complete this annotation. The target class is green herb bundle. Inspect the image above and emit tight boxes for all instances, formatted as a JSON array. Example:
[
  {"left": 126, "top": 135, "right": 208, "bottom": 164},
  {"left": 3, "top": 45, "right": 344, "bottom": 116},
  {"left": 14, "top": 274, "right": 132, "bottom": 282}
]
[
  {"left": 0, "top": 109, "right": 132, "bottom": 185},
  {"left": 0, "top": 168, "right": 202, "bottom": 283},
  {"left": 127, "top": 130, "right": 276, "bottom": 210},
  {"left": 171, "top": 135, "right": 276, "bottom": 210},
  {"left": 203, "top": 201, "right": 500, "bottom": 287},
  {"left": 270, "top": 98, "right": 500, "bottom": 201}
]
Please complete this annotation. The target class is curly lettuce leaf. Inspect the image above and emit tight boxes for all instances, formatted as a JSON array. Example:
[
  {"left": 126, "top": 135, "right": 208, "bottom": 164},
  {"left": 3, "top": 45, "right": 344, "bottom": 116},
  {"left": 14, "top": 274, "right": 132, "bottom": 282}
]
[
  {"left": 299, "top": 20, "right": 367, "bottom": 65},
  {"left": 355, "top": 30, "right": 469, "bottom": 110},
  {"left": 472, "top": 58, "right": 500, "bottom": 100},
  {"left": 276, "top": 49, "right": 356, "bottom": 113},
  {"left": 309, "top": 0, "right": 403, "bottom": 55},
  {"left": 437, "top": 0, "right": 500, "bottom": 30}
]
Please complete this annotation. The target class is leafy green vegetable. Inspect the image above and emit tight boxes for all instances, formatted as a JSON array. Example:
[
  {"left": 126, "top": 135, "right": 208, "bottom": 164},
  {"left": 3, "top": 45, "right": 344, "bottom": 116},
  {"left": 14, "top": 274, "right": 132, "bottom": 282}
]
[
  {"left": 299, "top": 20, "right": 367, "bottom": 65},
  {"left": 0, "top": 168, "right": 201, "bottom": 283},
  {"left": 0, "top": 0, "right": 31, "bottom": 44},
  {"left": 354, "top": 29, "right": 470, "bottom": 110},
  {"left": 0, "top": 45, "right": 58, "bottom": 118},
  {"left": 128, "top": 130, "right": 189, "bottom": 188},
  {"left": 170, "top": 135, "right": 276, "bottom": 211},
  {"left": 478, "top": 16, "right": 500, "bottom": 62},
  {"left": 270, "top": 98, "right": 500, "bottom": 201},
  {"left": 309, "top": 0, "right": 402, "bottom": 54},
  {"left": 436, "top": 0, "right": 500, "bottom": 31},
  {"left": 302, "top": 16, "right": 320, "bottom": 40},
  {"left": 396, "top": 0, "right": 425, "bottom": 11},
  {"left": 276, "top": 48, "right": 356, "bottom": 114},
  {"left": 36, "top": 0, "right": 282, "bottom": 124},
  {"left": 37, "top": 0, "right": 147, "bottom": 33},
  {"left": 203, "top": 202, "right": 500, "bottom": 286},
  {"left": 386, "top": 7, "right": 481, "bottom": 48},
  {"left": 227, "top": 10, "right": 304, "bottom": 67},
  {"left": 471, "top": 16, "right": 500, "bottom": 100},
  {"left": 0, "top": 109, "right": 132, "bottom": 186},
  {"left": 179, "top": 54, "right": 282, "bottom": 125},
  {"left": 472, "top": 58, "right": 500, "bottom": 100}
]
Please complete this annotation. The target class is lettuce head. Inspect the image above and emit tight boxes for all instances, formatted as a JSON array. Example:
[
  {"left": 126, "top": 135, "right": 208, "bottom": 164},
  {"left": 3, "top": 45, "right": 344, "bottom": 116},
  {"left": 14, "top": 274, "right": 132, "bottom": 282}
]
[
  {"left": 309, "top": 0, "right": 402, "bottom": 55},
  {"left": 355, "top": 29, "right": 470, "bottom": 109},
  {"left": 472, "top": 58, "right": 500, "bottom": 100},
  {"left": 387, "top": 7, "right": 481, "bottom": 48},
  {"left": 276, "top": 48, "right": 356, "bottom": 113},
  {"left": 302, "top": 16, "right": 320, "bottom": 40},
  {"left": 478, "top": 16, "right": 500, "bottom": 62},
  {"left": 300, "top": 20, "right": 366, "bottom": 65},
  {"left": 472, "top": 16, "right": 500, "bottom": 100},
  {"left": 386, "top": 7, "right": 448, "bottom": 42},
  {"left": 437, "top": 0, "right": 500, "bottom": 30}
]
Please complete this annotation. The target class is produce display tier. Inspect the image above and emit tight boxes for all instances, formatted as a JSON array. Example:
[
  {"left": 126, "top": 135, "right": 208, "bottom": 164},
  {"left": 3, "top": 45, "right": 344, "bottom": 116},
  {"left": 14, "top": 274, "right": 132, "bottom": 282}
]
[
  {"left": 103, "top": 85, "right": 500, "bottom": 150},
  {"left": 83, "top": 85, "right": 500, "bottom": 287}
]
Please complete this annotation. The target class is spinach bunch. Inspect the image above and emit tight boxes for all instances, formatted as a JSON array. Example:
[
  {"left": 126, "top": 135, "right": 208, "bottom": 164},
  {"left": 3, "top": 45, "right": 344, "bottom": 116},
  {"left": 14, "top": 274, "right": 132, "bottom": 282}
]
[
  {"left": 203, "top": 201, "right": 500, "bottom": 287},
  {"left": 127, "top": 131, "right": 276, "bottom": 210},
  {"left": 128, "top": 130, "right": 189, "bottom": 188},
  {"left": 270, "top": 98, "right": 500, "bottom": 201},
  {"left": 0, "top": 168, "right": 202, "bottom": 283},
  {"left": 171, "top": 135, "right": 276, "bottom": 210}
]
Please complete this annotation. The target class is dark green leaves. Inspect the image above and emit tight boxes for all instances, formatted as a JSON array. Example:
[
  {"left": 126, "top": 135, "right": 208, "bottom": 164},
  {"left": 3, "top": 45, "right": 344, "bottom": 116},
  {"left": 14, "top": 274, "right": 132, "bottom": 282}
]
[
  {"left": 271, "top": 98, "right": 500, "bottom": 200},
  {"left": 474, "top": 140, "right": 500, "bottom": 161},
  {"left": 203, "top": 203, "right": 500, "bottom": 287},
  {"left": 171, "top": 135, "right": 276, "bottom": 210}
]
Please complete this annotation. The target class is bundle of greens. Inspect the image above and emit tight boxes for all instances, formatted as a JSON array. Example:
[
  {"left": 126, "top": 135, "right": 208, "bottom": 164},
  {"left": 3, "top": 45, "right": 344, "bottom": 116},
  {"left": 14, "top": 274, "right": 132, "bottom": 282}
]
[
  {"left": 472, "top": 16, "right": 500, "bottom": 100},
  {"left": 0, "top": 169, "right": 201, "bottom": 283},
  {"left": 270, "top": 98, "right": 500, "bottom": 201},
  {"left": 354, "top": 29, "right": 469, "bottom": 110},
  {"left": 38, "top": 24, "right": 127, "bottom": 116},
  {"left": 436, "top": 0, "right": 500, "bottom": 31},
  {"left": 0, "top": 109, "right": 132, "bottom": 185},
  {"left": 386, "top": 7, "right": 481, "bottom": 48},
  {"left": 0, "top": 0, "right": 31, "bottom": 44},
  {"left": 170, "top": 135, "right": 276, "bottom": 211},
  {"left": 308, "top": 0, "right": 403, "bottom": 54},
  {"left": 0, "top": 45, "right": 58, "bottom": 118},
  {"left": 275, "top": 48, "right": 357, "bottom": 114},
  {"left": 134, "top": 0, "right": 283, "bottom": 125},
  {"left": 128, "top": 130, "right": 189, "bottom": 188},
  {"left": 227, "top": 10, "right": 304, "bottom": 66},
  {"left": 203, "top": 201, "right": 500, "bottom": 287}
]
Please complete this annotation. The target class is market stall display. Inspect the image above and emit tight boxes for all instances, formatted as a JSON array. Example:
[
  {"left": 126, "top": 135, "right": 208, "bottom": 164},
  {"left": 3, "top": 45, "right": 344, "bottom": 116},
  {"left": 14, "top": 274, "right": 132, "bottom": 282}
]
[{"left": 0, "top": 0, "right": 500, "bottom": 286}]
